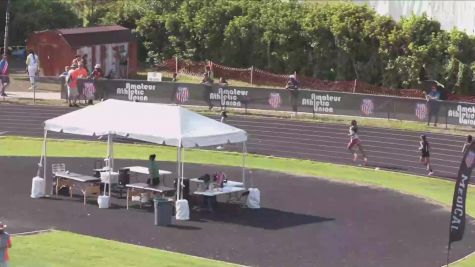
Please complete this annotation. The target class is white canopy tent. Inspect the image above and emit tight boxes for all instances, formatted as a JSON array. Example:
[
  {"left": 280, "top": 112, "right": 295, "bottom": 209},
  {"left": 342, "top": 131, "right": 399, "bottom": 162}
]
[{"left": 39, "top": 99, "right": 248, "bottom": 201}]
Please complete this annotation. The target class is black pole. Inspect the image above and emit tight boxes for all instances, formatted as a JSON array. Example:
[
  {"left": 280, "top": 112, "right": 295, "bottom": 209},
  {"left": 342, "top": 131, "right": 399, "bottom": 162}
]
[{"left": 446, "top": 242, "right": 451, "bottom": 267}]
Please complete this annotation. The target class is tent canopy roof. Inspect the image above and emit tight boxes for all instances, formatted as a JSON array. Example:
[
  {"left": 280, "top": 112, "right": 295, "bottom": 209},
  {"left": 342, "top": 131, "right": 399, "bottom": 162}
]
[{"left": 44, "top": 99, "right": 247, "bottom": 147}]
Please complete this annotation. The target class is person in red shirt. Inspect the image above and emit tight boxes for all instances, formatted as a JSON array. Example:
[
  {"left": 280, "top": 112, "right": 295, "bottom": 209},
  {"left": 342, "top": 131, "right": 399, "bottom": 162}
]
[
  {"left": 0, "top": 222, "right": 12, "bottom": 267},
  {"left": 69, "top": 62, "right": 88, "bottom": 107}
]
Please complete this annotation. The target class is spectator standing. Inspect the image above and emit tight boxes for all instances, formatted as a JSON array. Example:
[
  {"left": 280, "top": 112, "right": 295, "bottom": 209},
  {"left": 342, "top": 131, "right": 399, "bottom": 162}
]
[
  {"left": 218, "top": 77, "right": 229, "bottom": 110},
  {"left": 205, "top": 65, "right": 213, "bottom": 80},
  {"left": 425, "top": 85, "right": 441, "bottom": 127},
  {"left": 25, "top": 50, "right": 39, "bottom": 90},
  {"left": 65, "top": 64, "right": 77, "bottom": 107},
  {"left": 201, "top": 73, "right": 214, "bottom": 110},
  {"left": 86, "top": 64, "right": 104, "bottom": 105},
  {"left": 59, "top": 65, "right": 71, "bottom": 103},
  {"left": 89, "top": 64, "right": 104, "bottom": 80},
  {"left": 69, "top": 62, "right": 88, "bottom": 107},
  {"left": 71, "top": 55, "right": 81, "bottom": 66},
  {"left": 0, "top": 55, "right": 9, "bottom": 97},
  {"left": 0, "top": 222, "right": 12, "bottom": 267},
  {"left": 285, "top": 74, "right": 300, "bottom": 113},
  {"left": 148, "top": 154, "right": 160, "bottom": 186},
  {"left": 462, "top": 135, "right": 472, "bottom": 154},
  {"left": 419, "top": 135, "right": 434, "bottom": 175},
  {"left": 82, "top": 54, "right": 89, "bottom": 73}
]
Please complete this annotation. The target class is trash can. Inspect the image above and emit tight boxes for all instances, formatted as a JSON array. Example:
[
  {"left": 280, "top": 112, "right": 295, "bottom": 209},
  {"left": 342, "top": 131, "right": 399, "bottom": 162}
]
[{"left": 154, "top": 198, "right": 173, "bottom": 226}]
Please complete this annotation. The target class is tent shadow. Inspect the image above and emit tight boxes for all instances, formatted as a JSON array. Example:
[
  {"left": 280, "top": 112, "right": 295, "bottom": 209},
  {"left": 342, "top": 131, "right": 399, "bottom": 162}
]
[{"left": 191, "top": 205, "right": 334, "bottom": 230}]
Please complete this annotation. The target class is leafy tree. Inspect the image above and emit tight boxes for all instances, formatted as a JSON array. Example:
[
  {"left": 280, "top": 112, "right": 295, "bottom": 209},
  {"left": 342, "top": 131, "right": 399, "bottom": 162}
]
[{"left": 8, "top": 0, "right": 80, "bottom": 44}]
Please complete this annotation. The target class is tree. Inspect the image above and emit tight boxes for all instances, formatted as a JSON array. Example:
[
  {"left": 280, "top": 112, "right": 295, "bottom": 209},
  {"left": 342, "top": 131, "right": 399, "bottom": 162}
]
[{"left": 8, "top": 0, "right": 80, "bottom": 45}]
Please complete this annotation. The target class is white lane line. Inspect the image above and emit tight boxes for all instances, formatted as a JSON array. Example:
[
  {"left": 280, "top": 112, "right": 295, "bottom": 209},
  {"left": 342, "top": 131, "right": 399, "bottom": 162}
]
[
  {"left": 246, "top": 129, "right": 465, "bottom": 152},
  {"left": 231, "top": 118, "right": 469, "bottom": 142},
  {"left": 245, "top": 143, "right": 459, "bottom": 172},
  {"left": 11, "top": 228, "right": 53, "bottom": 236}
]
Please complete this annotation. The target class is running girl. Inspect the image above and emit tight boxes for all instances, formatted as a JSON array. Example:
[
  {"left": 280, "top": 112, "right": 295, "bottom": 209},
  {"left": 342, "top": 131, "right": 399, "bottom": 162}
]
[
  {"left": 347, "top": 120, "right": 368, "bottom": 165},
  {"left": 419, "top": 135, "right": 434, "bottom": 175},
  {"left": 462, "top": 135, "right": 472, "bottom": 154}
]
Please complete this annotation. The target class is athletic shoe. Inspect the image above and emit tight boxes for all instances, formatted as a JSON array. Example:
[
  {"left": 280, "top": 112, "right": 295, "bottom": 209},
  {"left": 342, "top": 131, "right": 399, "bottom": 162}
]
[
  {"left": 216, "top": 146, "right": 223, "bottom": 150},
  {"left": 428, "top": 171, "right": 434, "bottom": 176}
]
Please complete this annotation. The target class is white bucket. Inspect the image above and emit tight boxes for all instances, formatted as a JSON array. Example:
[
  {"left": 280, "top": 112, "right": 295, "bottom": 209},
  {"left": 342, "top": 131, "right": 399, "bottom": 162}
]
[
  {"left": 97, "top": 195, "right": 110, "bottom": 208},
  {"left": 31, "top": 176, "right": 45, "bottom": 198},
  {"left": 175, "top": 199, "right": 190, "bottom": 220}
]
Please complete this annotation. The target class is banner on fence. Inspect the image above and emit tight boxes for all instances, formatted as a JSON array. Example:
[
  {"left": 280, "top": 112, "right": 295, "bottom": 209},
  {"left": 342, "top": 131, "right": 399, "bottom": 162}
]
[{"left": 74, "top": 79, "right": 475, "bottom": 127}]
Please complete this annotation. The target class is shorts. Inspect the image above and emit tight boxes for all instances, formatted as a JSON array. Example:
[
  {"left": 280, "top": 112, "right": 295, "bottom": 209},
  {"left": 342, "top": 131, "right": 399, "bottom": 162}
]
[
  {"left": 347, "top": 138, "right": 361, "bottom": 150},
  {"left": 1, "top": 76, "right": 9, "bottom": 84},
  {"left": 67, "top": 87, "right": 79, "bottom": 99}
]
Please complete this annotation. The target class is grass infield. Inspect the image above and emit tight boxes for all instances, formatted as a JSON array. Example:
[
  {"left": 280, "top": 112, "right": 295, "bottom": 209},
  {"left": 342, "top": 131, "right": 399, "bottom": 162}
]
[
  {"left": 10, "top": 231, "right": 237, "bottom": 267},
  {"left": 1, "top": 136, "right": 473, "bottom": 267}
]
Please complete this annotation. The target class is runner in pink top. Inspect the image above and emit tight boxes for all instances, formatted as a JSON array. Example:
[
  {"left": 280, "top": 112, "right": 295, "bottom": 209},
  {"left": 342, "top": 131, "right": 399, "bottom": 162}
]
[{"left": 347, "top": 120, "right": 368, "bottom": 165}]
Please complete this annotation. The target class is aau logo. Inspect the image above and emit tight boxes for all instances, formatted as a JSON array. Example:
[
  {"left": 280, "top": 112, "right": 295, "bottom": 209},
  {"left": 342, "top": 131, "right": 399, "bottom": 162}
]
[
  {"left": 268, "top": 93, "right": 282, "bottom": 109},
  {"left": 360, "top": 98, "right": 374, "bottom": 116},
  {"left": 176, "top": 87, "right": 189, "bottom": 103},
  {"left": 415, "top": 103, "right": 428, "bottom": 120}
]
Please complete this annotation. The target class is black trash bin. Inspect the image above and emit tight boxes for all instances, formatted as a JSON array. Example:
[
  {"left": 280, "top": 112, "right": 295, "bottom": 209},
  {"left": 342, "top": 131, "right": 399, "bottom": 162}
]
[{"left": 154, "top": 198, "right": 173, "bottom": 226}]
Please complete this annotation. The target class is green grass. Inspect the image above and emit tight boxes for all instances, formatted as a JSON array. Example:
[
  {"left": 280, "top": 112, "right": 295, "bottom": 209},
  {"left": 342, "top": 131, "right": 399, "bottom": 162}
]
[
  {"left": 2, "top": 135, "right": 474, "bottom": 266},
  {"left": 10, "top": 231, "right": 237, "bottom": 267}
]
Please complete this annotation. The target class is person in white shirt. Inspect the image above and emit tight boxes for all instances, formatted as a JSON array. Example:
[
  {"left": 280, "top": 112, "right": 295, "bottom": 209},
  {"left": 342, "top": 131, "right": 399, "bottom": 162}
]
[{"left": 25, "top": 50, "right": 39, "bottom": 90}]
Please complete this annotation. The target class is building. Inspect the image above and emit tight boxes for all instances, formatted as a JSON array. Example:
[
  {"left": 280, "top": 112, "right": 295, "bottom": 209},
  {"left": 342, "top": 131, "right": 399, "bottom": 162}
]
[
  {"left": 26, "top": 25, "right": 137, "bottom": 77},
  {"left": 356, "top": 0, "right": 475, "bottom": 34}
]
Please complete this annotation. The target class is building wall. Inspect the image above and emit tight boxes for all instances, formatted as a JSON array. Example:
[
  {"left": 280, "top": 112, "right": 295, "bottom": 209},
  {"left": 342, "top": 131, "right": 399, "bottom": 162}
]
[
  {"left": 26, "top": 31, "right": 75, "bottom": 76},
  {"left": 357, "top": 0, "right": 475, "bottom": 34},
  {"left": 27, "top": 31, "right": 138, "bottom": 78},
  {"left": 76, "top": 42, "right": 136, "bottom": 78}
]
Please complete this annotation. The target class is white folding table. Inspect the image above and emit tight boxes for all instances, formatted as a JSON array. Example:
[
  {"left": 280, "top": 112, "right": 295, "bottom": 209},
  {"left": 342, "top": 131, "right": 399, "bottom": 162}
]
[
  {"left": 125, "top": 182, "right": 175, "bottom": 210},
  {"left": 54, "top": 171, "right": 101, "bottom": 205}
]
